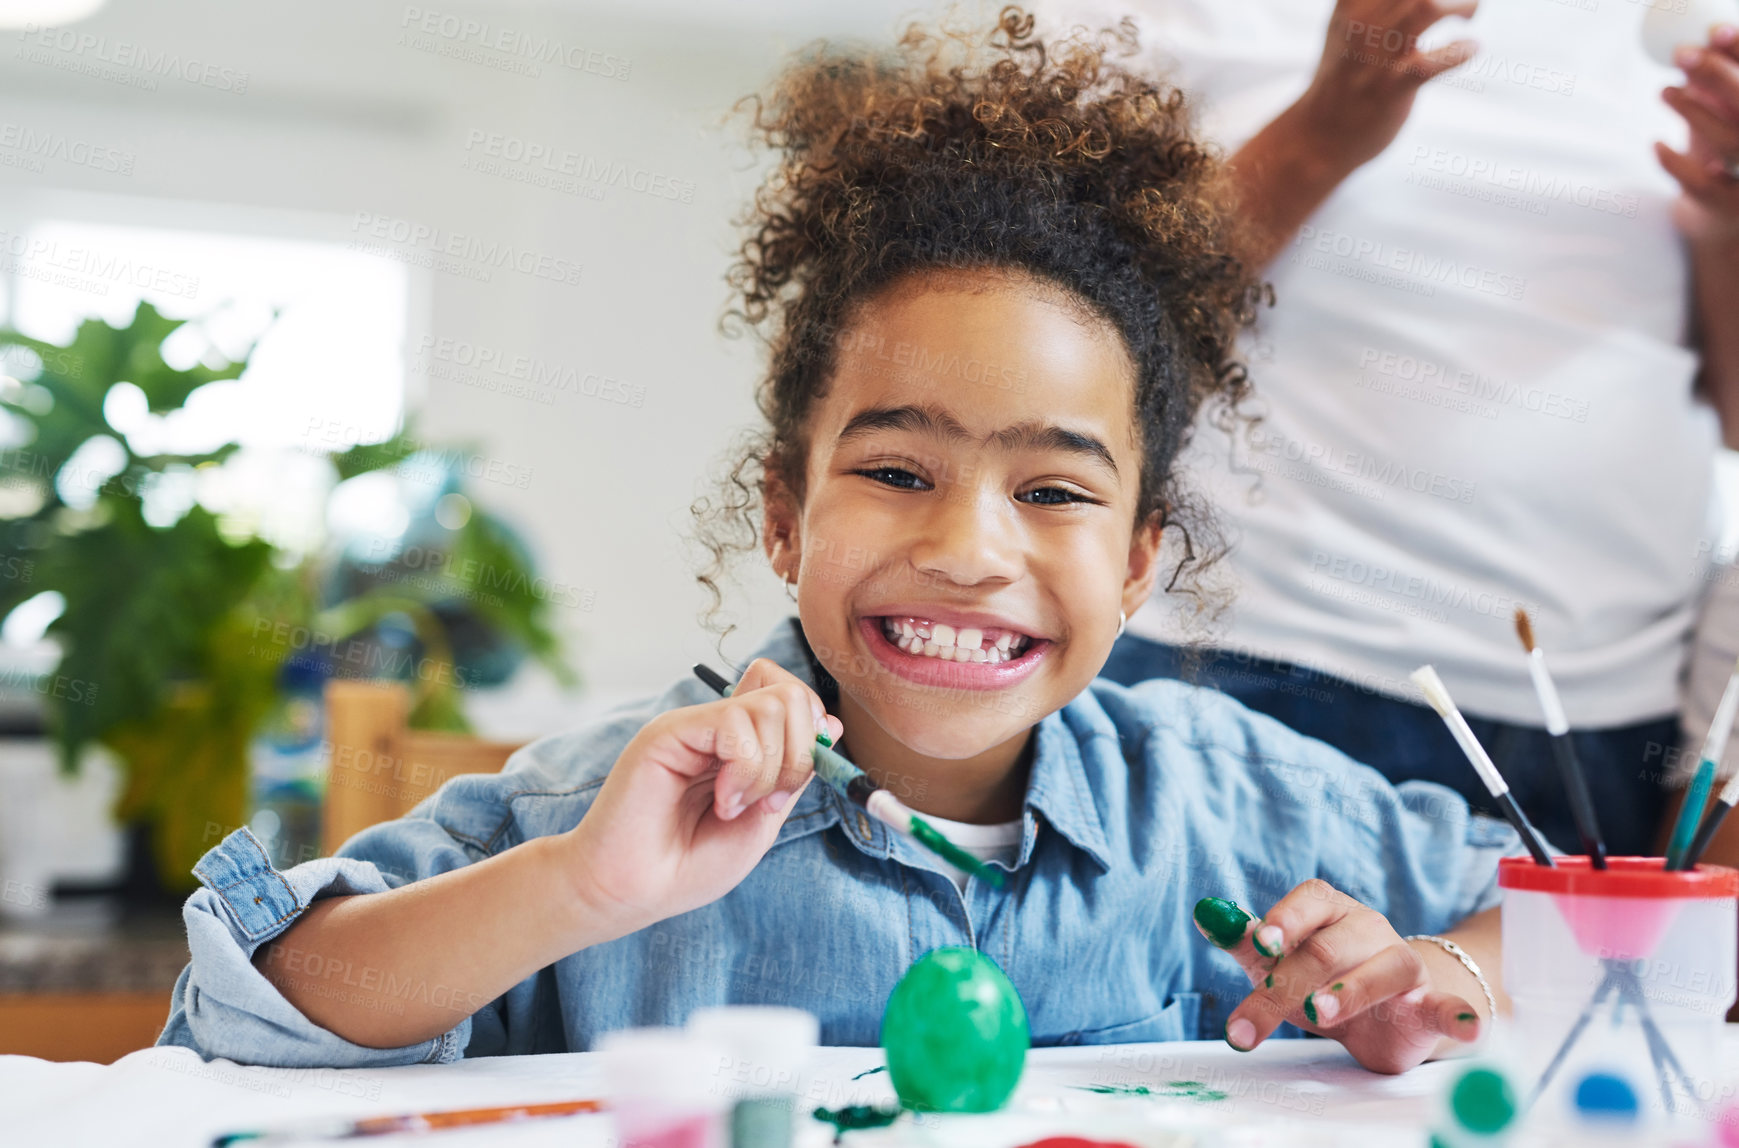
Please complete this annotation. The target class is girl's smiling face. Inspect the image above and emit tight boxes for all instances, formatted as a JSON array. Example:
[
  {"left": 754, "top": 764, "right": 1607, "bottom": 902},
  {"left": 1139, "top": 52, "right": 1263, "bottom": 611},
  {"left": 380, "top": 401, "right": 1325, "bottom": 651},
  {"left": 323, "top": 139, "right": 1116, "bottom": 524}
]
[{"left": 764, "top": 267, "right": 1166, "bottom": 775}]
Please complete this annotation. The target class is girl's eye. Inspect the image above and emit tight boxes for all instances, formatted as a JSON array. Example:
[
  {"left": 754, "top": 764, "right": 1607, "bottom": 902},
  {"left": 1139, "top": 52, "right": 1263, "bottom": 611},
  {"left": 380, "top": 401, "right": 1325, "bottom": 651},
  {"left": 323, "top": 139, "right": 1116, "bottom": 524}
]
[
  {"left": 854, "top": 466, "right": 931, "bottom": 491},
  {"left": 1021, "top": 486, "right": 1093, "bottom": 506}
]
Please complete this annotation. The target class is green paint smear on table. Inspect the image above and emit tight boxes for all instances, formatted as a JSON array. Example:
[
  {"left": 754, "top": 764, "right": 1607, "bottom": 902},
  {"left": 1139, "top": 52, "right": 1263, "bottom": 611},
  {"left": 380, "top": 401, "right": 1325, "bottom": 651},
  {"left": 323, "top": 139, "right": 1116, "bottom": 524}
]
[
  {"left": 851, "top": 1065, "right": 888, "bottom": 1080},
  {"left": 813, "top": 1105, "right": 901, "bottom": 1135},
  {"left": 1075, "top": 1082, "right": 1229, "bottom": 1102},
  {"left": 1192, "top": 897, "right": 1252, "bottom": 948}
]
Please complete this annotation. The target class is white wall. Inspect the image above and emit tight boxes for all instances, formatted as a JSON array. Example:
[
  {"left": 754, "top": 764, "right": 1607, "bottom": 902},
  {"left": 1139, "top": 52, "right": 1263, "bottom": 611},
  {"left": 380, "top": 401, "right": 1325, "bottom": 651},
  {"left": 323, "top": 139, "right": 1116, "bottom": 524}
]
[{"left": 0, "top": 0, "right": 989, "bottom": 735}]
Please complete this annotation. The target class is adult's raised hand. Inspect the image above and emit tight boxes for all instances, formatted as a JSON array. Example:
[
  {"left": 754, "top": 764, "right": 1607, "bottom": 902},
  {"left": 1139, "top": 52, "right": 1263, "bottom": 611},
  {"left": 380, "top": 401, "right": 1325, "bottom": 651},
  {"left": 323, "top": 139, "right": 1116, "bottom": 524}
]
[{"left": 1297, "top": 0, "right": 1481, "bottom": 172}]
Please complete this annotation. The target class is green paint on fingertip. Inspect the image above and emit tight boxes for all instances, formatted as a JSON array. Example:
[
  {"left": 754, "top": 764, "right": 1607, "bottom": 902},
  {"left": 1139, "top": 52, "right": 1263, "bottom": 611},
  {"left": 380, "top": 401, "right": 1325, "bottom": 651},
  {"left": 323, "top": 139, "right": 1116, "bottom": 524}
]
[
  {"left": 1332, "top": 982, "right": 1344, "bottom": 991},
  {"left": 1250, "top": 925, "right": 1281, "bottom": 959},
  {"left": 816, "top": 731, "right": 834, "bottom": 747},
  {"left": 1451, "top": 1068, "right": 1518, "bottom": 1135},
  {"left": 1302, "top": 993, "right": 1318, "bottom": 1025},
  {"left": 909, "top": 816, "right": 1005, "bottom": 888},
  {"left": 1457, "top": 1012, "right": 1476, "bottom": 1022},
  {"left": 1192, "top": 897, "right": 1252, "bottom": 948},
  {"left": 1264, "top": 973, "right": 1273, "bottom": 989}
]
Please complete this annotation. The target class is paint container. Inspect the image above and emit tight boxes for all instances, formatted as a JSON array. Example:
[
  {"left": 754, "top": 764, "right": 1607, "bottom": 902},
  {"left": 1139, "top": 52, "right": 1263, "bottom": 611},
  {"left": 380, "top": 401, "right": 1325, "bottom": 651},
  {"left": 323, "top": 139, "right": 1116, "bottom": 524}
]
[
  {"left": 686, "top": 1006, "right": 819, "bottom": 1148},
  {"left": 600, "top": 1027, "right": 731, "bottom": 1148},
  {"left": 1499, "top": 856, "right": 1739, "bottom": 1127},
  {"left": 1430, "top": 1060, "right": 1522, "bottom": 1146}
]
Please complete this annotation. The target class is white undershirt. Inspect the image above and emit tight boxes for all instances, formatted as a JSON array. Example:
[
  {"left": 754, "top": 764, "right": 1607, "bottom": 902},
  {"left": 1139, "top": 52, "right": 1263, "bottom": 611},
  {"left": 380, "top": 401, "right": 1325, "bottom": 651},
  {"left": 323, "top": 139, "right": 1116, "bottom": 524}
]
[
  {"left": 1043, "top": 0, "right": 1718, "bottom": 726},
  {"left": 914, "top": 813, "right": 1022, "bottom": 893}
]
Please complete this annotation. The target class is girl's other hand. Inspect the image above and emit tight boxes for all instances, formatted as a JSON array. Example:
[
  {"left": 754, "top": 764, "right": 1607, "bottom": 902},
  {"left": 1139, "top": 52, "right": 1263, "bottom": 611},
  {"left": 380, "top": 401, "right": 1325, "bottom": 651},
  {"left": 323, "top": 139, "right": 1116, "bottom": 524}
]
[
  {"left": 562, "top": 658, "right": 844, "bottom": 939},
  {"left": 1297, "top": 0, "right": 1480, "bottom": 172},
  {"left": 1659, "top": 26, "right": 1739, "bottom": 242},
  {"left": 1194, "top": 880, "right": 1483, "bottom": 1074}
]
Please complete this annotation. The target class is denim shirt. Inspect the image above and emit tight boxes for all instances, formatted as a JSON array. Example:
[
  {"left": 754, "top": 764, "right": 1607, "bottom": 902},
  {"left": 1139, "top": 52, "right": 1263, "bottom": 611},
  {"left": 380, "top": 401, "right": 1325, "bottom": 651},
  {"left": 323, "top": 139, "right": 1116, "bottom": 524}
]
[{"left": 158, "top": 618, "right": 1516, "bottom": 1067}]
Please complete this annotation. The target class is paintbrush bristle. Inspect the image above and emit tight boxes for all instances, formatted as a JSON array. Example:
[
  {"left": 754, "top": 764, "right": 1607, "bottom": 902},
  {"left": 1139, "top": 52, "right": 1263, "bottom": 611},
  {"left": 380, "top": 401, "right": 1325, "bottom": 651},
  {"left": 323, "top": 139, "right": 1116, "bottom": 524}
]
[
  {"left": 1514, "top": 607, "right": 1536, "bottom": 654},
  {"left": 1410, "top": 665, "right": 1455, "bottom": 718}
]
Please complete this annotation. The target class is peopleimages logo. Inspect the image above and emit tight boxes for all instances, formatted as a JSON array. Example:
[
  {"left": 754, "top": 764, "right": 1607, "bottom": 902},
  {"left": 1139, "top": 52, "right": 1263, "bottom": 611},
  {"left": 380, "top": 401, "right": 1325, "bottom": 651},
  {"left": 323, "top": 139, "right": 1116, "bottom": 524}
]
[
  {"left": 1292, "top": 225, "right": 1527, "bottom": 301},
  {"left": 399, "top": 7, "right": 630, "bottom": 80},
  {"left": 0, "top": 227, "right": 199, "bottom": 299},
  {"left": 348, "top": 212, "right": 582, "bottom": 286},
  {"left": 1404, "top": 146, "right": 1638, "bottom": 218},
  {"left": 414, "top": 335, "right": 645, "bottom": 407},
  {"left": 462, "top": 130, "right": 695, "bottom": 203},
  {"left": 14, "top": 24, "right": 249, "bottom": 93},
  {"left": 0, "top": 123, "right": 133, "bottom": 175},
  {"left": 1356, "top": 347, "right": 1590, "bottom": 423}
]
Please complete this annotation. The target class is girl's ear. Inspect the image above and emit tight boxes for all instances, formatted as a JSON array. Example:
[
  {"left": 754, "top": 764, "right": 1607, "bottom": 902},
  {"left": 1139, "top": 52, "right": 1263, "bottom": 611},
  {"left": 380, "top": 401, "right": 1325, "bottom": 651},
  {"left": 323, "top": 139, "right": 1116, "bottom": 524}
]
[
  {"left": 1120, "top": 510, "right": 1165, "bottom": 619},
  {"left": 761, "top": 463, "right": 803, "bottom": 584}
]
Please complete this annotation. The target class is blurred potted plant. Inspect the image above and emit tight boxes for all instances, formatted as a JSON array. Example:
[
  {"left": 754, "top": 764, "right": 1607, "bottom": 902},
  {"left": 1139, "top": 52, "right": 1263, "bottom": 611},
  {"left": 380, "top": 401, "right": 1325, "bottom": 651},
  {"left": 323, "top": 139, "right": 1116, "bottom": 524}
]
[{"left": 0, "top": 302, "right": 576, "bottom": 891}]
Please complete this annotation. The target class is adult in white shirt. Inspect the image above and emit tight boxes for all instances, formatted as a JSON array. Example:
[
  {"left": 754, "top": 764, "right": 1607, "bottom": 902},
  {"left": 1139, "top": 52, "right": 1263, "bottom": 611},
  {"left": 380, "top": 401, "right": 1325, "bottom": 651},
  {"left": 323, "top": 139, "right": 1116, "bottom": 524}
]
[{"left": 1058, "top": 0, "right": 1739, "bottom": 854}]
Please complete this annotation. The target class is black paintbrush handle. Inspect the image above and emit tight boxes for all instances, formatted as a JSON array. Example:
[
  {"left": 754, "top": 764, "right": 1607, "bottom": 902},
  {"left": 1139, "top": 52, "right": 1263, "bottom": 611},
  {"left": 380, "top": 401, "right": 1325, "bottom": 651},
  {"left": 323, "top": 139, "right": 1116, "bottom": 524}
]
[
  {"left": 1684, "top": 799, "right": 1735, "bottom": 872},
  {"left": 1494, "top": 789, "right": 1555, "bottom": 866},
  {"left": 1548, "top": 734, "right": 1606, "bottom": 869}
]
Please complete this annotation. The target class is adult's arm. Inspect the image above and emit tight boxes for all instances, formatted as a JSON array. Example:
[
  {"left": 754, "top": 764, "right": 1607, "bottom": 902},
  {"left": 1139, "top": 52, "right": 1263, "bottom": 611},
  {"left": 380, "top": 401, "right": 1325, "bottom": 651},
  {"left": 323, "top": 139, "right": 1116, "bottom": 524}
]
[
  {"left": 1225, "top": 0, "right": 1478, "bottom": 270},
  {"left": 1659, "top": 30, "right": 1739, "bottom": 445}
]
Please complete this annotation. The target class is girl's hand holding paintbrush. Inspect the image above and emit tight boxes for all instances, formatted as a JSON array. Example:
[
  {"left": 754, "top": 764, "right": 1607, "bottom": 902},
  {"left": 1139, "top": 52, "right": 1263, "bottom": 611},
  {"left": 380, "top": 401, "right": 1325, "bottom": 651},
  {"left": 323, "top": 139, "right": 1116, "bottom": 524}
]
[
  {"left": 254, "top": 659, "right": 839, "bottom": 1051},
  {"left": 567, "top": 659, "right": 842, "bottom": 932}
]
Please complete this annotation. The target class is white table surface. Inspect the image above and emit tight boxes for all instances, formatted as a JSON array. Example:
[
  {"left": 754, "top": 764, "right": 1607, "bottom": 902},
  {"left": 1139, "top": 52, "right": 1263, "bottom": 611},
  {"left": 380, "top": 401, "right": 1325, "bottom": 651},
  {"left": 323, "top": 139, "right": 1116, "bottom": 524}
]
[{"left": 2, "top": 1032, "right": 1733, "bottom": 1148}]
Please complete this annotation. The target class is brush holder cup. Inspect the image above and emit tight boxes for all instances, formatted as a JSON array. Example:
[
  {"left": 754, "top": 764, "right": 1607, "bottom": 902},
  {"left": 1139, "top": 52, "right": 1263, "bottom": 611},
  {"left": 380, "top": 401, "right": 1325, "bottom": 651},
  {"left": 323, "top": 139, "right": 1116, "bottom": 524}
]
[{"left": 1499, "top": 857, "right": 1739, "bottom": 1128}]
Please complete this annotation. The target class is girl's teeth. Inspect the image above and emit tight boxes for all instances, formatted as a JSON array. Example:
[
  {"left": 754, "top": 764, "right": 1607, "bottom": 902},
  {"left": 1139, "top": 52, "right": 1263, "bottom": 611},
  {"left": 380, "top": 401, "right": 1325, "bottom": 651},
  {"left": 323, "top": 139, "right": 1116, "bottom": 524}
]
[{"left": 878, "top": 616, "right": 1030, "bottom": 664}]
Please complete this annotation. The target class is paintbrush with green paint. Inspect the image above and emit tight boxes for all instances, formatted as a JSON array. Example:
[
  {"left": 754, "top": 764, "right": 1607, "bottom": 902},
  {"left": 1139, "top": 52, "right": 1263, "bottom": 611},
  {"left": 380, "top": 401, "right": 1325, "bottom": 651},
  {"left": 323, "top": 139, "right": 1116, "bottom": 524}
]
[{"left": 693, "top": 664, "right": 1006, "bottom": 887}]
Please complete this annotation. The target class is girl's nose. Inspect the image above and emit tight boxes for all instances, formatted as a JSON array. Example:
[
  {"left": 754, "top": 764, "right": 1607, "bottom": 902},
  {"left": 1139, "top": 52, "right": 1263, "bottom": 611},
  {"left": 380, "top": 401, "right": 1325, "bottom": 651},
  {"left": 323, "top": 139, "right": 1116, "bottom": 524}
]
[{"left": 906, "top": 482, "right": 1023, "bottom": 587}]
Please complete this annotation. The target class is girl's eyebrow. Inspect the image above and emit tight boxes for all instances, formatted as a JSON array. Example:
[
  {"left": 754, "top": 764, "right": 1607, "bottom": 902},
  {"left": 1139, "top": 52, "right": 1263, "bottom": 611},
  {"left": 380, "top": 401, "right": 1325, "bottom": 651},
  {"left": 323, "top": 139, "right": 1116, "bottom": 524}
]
[{"left": 835, "top": 403, "right": 1120, "bottom": 479}]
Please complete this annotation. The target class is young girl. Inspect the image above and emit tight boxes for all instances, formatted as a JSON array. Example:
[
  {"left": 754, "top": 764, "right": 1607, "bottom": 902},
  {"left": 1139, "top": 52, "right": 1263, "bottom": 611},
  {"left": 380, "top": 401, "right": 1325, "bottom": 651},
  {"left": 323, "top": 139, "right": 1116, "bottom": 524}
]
[{"left": 160, "top": 10, "right": 1514, "bottom": 1076}]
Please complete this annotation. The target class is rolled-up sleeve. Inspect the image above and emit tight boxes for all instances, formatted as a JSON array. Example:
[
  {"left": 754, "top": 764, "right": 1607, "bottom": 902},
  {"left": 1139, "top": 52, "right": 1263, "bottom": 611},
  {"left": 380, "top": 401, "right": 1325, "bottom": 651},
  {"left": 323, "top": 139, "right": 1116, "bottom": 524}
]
[{"left": 157, "top": 820, "right": 488, "bottom": 1067}]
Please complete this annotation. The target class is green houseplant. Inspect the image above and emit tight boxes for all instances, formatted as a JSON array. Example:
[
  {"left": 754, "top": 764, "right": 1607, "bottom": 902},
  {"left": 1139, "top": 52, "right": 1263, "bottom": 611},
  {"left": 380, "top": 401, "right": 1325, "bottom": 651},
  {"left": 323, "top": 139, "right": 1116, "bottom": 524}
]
[{"left": 0, "top": 302, "right": 575, "bottom": 889}]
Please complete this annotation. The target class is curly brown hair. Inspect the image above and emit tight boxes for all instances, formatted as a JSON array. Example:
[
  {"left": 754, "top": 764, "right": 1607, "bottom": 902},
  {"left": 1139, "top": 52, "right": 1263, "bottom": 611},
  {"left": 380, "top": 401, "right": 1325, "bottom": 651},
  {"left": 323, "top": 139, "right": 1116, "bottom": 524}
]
[{"left": 691, "top": 5, "right": 1265, "bottom": 640}]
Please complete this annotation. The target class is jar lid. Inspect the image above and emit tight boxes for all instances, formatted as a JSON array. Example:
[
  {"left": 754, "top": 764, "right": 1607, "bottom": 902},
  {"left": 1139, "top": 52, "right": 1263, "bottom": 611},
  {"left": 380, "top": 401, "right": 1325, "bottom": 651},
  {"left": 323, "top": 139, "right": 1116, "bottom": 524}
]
[
  {"left": 598, "top": 1027, "right": 730, "bottom": 1106},
  {"left": 1499, "top": 855, "right": 1739, "bottom": 898}
]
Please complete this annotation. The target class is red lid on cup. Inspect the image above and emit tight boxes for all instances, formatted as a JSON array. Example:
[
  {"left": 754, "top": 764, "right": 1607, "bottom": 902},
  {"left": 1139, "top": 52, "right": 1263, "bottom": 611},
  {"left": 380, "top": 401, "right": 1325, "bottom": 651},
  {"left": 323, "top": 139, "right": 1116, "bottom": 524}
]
[{"left": 1499, "top": 855, "right": 1739, "bottom": 899}]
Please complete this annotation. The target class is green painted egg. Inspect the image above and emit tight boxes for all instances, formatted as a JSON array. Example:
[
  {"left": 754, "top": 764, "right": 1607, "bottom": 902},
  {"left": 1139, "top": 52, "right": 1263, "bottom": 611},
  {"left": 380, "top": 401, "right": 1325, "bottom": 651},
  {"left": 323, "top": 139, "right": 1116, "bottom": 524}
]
[{"left": 879, "top": 946, "right": 1029, "bottom": 1113}]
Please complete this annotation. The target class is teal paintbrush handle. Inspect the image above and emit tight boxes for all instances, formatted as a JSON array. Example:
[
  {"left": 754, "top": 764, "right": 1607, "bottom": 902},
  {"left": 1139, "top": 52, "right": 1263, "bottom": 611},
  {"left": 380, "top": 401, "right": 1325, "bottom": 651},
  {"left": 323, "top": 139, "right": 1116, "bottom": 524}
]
[
  {"left": 1667, "top": 758, "right": 1717, "bottom": 870},
  {"left": 704, "top": 672, "right": 865, "bottom": 803},
  {"left": 694, "top": 664, "right": 1004, "bottom": 887},
  {"left": 812, "top": 740, "right": 868, "bottom": 796}
]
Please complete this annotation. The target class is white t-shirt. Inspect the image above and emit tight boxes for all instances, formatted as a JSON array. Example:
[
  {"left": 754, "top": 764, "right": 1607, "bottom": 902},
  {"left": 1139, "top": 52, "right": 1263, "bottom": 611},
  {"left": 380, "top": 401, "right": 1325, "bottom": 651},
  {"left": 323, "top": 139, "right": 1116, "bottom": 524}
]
[
  {"left": 1045, "top": 1, "right": 1720, "bottom": 726},
  {"left": 915, "top": 813, "right": 1022, "bottom": 893}
]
